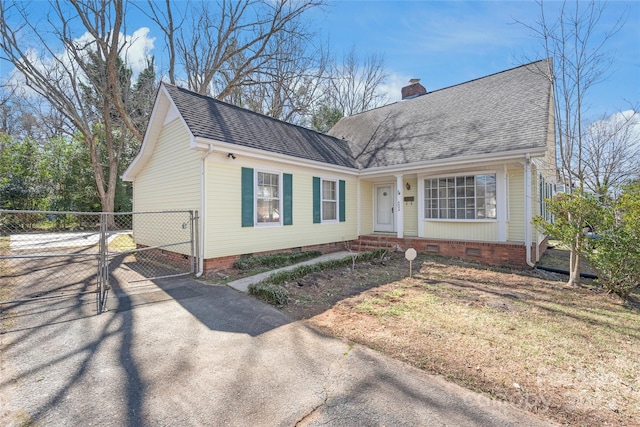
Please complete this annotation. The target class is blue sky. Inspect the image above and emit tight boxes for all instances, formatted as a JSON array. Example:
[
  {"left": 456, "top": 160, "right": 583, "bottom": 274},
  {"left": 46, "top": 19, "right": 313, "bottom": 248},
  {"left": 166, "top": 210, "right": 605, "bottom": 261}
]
[
  {"left": 1, "top": 0, "right": 638, "bottom": 122},
  {"left": 312, "top": 0, "right": 639, "bottom": 118}
]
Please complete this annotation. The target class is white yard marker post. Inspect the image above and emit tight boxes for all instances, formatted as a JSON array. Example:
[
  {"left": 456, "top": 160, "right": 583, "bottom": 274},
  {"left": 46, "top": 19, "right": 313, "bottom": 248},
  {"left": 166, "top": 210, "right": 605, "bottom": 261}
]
[{"left": 405, "top": 248, "right": 417, "bottom": 279}]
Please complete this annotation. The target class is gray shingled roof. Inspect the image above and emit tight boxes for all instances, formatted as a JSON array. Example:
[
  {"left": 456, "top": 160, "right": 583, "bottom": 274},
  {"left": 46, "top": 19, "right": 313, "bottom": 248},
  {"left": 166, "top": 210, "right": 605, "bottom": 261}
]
[
  {"left": 163, "top": 84, "right": 357, "bottom": 168},
  {"left": 328, "top": 60, "right": 553, "bottom": 169}
]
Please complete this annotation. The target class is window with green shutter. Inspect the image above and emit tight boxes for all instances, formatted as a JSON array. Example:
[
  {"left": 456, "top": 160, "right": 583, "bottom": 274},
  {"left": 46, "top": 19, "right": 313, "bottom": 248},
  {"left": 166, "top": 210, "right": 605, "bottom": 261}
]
[
  {"left": 313, "top": 177, "right": 346, "bottom": 223},
  {"left": 241, "top": 167, "right": 254, "bottom": 227},
  {"left": 312, "top": 177, "right": 321, "bottom": 223},
  {"left": 243, "top": 168, "right": 292, "bottom": 227},
  {"left": 283, "top": 173, "right": 293, "bottom": 225},
  {"left": 339, "top": 180, "right": 346, "bottom": 222}
]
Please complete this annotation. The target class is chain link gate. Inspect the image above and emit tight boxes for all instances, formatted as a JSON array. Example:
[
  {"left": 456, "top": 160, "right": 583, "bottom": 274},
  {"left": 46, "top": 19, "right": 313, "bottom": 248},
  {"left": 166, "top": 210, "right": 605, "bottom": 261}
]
[{"left": 0, "top": 210, "right": 198, "bottom": 315}]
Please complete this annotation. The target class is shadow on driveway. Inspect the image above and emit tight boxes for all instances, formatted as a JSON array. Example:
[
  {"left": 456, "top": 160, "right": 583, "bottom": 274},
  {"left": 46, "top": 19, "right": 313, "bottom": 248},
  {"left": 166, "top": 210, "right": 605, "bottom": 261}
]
[{"left": 1, "top": 268, "right": 554, "bottom": 427}]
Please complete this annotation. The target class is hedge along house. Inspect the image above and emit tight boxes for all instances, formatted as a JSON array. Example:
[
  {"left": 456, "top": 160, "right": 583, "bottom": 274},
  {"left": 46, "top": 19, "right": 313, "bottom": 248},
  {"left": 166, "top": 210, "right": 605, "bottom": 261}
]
[{"left": 122, "top": 59, "right": 556, "bottom": 274}]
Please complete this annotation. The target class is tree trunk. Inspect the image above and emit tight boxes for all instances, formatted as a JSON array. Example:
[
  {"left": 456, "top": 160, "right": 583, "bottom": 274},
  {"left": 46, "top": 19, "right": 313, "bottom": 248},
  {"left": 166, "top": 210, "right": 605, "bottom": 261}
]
[{"left": 568, "top": 239, "right": 582, "bottom": 287}]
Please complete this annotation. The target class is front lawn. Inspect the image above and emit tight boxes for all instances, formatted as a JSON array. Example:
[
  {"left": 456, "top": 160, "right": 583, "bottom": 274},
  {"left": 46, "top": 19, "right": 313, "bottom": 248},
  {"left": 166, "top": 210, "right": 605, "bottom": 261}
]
[{"left": 259, "top": 251, "right": 639, "bottom": 426}]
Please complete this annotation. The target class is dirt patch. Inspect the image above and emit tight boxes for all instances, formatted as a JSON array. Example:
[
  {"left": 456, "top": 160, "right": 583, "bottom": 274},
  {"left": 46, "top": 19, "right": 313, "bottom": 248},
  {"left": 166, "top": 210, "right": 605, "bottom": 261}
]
[
  {"left": 257, "top": 251, "right": 639, "bottom": 427},
  {"left": 278, "top": 254, "right": 410, "bottom": 319}
]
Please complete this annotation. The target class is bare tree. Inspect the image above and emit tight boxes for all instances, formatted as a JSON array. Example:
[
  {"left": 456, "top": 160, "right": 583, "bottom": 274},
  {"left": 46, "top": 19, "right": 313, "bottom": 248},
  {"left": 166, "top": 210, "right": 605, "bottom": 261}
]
[
  {"left": 137, "top": 0, "right": 182, "bottom": 84},
  {"left": 518, "top": 0, "right": 625, "bottom": 191},
  {"left": 0, "top": 0, "right": 146, "bottom": 214},
  {"left": 325, "top": 47, "right": 387, "bottom": 117},
  {"left": 173, "top": 0, "right": 323, "bottom": 98},
  {"left": 228, "top": 29, "right": 330, "bottom": 124},
  {"left": 583, "top": 110, "right": 640, "bottom": 199},
  {"left": 517, "top": 0, "right": 626, "bottom": 286}
]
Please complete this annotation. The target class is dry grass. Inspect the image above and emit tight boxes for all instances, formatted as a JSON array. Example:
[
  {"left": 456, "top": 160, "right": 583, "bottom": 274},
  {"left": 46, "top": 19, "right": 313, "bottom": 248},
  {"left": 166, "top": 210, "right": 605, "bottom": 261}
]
[
  {"left": 107, "top": 233, "right": 136, "bottom": 251},
  {"left": 308, "top": 256, "right": 640, "bottom": 426}
]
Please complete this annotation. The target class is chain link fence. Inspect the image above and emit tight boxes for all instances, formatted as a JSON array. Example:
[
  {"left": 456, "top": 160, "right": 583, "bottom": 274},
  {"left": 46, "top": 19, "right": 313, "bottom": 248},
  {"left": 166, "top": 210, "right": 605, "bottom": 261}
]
[{"left": 0, "top": 210, "right": 197, "bottom": 315}]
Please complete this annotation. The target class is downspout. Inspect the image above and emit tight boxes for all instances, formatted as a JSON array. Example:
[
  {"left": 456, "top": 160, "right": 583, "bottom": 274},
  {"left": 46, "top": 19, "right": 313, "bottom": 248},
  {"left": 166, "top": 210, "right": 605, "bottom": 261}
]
[
  {"left": 196, "top": 145, "right": 215, "bottom": 277},
  {"left": 524, "top": 153, "right": 535, "bottom": 267}
]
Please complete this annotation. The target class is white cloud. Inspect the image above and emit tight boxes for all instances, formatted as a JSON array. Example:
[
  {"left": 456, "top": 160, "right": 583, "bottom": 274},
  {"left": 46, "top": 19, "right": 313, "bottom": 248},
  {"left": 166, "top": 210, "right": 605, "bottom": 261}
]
[
  {"left": 121, "top": 27, "right": 155, "bottom": 76},
  {"left": 3, "top": 26, "right": 155, "bottom": 95},
  {"left": 378, "top": 72, "right": 412, "bottom": 104},
  {"left": 593, "top": 110, "right": 640, "bottom": 140}
]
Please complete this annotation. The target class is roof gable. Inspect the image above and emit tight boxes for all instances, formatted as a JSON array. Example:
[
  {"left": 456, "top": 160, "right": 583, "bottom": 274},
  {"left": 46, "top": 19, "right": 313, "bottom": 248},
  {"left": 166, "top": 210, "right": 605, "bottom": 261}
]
[
  {"left": 328, "top": 60, "right": 553, "bottom": 169},
  {"left": 163, "top": 85, "right": 357, "bottom": 169}
]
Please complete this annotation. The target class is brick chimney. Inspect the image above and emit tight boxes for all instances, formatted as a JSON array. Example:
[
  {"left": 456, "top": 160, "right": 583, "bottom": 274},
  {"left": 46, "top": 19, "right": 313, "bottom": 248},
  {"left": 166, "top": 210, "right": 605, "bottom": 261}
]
[{"left": 401, "top": 78, "right": 427, "bottom": 100}]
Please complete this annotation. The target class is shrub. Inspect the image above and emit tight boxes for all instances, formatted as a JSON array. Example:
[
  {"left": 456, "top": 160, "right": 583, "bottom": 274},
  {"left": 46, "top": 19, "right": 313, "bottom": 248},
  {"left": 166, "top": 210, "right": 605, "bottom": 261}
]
[
  {"left": 248, "top": 282, "right": 289, "bottom": 306},
  {"left": 233, "top": 250, "right": 322, "bottom": 270},
  {"left": 248, "top": 249, "right": 388, "bottom": 306},
  {"left": 587, "top": 182, "right": 640, "bottom": 299}
]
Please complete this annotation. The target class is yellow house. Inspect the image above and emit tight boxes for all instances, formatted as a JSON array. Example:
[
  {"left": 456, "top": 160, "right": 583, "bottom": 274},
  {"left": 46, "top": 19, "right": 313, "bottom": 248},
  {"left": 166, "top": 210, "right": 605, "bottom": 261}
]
[{"left": 123, "top": 59, "right": 556, "bottom": 274}]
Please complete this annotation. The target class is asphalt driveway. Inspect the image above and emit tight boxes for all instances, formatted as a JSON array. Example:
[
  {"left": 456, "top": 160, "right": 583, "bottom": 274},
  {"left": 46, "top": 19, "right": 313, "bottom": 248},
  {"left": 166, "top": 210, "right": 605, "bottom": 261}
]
[{"left": 0, "top": 275, "right": 555, "bottom": 426}]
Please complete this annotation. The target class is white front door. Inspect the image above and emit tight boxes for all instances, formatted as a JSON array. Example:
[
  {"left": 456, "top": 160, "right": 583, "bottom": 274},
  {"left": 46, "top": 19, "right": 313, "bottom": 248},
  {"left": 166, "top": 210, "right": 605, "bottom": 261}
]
[{"left": 375, "top": 184, "right": 395, "bottom": 232}]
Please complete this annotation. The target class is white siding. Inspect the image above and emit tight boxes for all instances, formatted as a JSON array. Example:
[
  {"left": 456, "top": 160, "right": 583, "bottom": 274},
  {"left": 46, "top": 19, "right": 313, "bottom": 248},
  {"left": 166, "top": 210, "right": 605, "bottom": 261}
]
[{"left": 132, "top": 119, "right": 201, "bottom": 254}]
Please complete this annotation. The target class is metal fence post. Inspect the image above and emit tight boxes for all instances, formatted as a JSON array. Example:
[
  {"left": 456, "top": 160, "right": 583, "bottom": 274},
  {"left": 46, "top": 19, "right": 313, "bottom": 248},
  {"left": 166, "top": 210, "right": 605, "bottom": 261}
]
[
  {"left": 96, "top": 213, "right": 110, "bottom": 314},
  {"left": 192, "top": 210, "right": 199, "bottom": 275}
]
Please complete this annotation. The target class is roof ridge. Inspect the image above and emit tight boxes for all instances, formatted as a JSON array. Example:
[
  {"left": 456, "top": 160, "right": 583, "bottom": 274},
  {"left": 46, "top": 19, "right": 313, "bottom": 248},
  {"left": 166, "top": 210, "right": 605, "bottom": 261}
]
[
  {"left": 162, "top": 82, "right": 347, "bottom": 145},
  {"left": 344, "top": 58, "right": 551, "bottom": 118}
]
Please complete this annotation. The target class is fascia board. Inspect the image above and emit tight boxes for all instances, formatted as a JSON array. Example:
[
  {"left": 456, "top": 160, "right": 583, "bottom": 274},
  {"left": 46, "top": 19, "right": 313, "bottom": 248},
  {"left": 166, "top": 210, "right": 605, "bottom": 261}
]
[
  {"left": 194, "top": 137, "right": 360, "bottom": 175},
  {"left": 122, "top": 84, "right": 196, "bottom": 181},
  {"left": 359, "top": 147, "right": 547, "bottom": 178}
]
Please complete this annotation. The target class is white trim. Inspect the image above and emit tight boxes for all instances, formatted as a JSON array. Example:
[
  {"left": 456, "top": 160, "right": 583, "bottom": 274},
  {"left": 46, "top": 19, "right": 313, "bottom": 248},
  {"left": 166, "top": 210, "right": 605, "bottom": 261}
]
[
  {"left": 255, "top": 169, "right": 283, "bottom": 227},
  {"left": 374, "top": 183, "right": 396, "bottom": 232},
  {"left": 357, "top": 180, "right": 361, "bottom": 236},
  {"left": 395, "top": 174, "right": 404, "bottom": 238},
  {"left": 524, "top": 154, "right": 535, "bottom": 266},
  {"left": 497, "top": 167, "right": 508, "bottom": 241},
  {"left": 320, "top": 177, "right": 339, "bottom": 223},
  {"left": 196, "top": 146, "right": 215, "bottom": 277},
  {"left": 417, "top": 178, "right": 424, "bottom": 237},
  {"left": 197, "top": 138, "right": 360, "bottom": 176},
  {"left": 421, "top": 172, "right": 498, "bottom": 221},
  {"left": 359, "top": 148, "right": 547, "bottom": 178}
]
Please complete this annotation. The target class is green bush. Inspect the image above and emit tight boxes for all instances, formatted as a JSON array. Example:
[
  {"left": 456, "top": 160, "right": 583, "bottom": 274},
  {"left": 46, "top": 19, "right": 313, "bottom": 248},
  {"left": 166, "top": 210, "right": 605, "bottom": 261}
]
[
  {"left": 233, "top": 250, "right": 322, "bottom": 270},
  {"left": 248, "top": 282, "right": 289, "bottom": 306},
  {"left": 587, "top": 182, "right": 640, "bottom": 299}
]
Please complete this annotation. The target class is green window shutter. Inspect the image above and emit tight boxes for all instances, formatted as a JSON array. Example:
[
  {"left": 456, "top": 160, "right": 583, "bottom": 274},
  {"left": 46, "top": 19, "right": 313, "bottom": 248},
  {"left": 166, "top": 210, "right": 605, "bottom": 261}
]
[
  {"left": 312, "top": 176, "right": 321, "bottom": 223},
  {"left": 339, "top": 180, "right": 346, "bottom": 222},
  {"left": 283, "top": 173, "right": 293, "bottom": 225},
  {"left": 241, "top": 167, "right": 254, "bottom": 227}
]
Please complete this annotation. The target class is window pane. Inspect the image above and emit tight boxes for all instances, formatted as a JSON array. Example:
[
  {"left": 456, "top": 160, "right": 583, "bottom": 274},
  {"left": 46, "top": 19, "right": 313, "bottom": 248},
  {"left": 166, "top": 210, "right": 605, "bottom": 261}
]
[
  {"left": 257, "top": 172, "right": 280, "bottom": 224},
  {"left": 322, "top": 180, "right": 336, "bottom": 200},
  {"left": 423, "top": 173, "right": 497, "bottom": 221},
  {"left": 323, "top": 201, "right": 336, "bottom": 220},
  {"left": 257, "top": 199, "right": 280, "bottom": 223},
  {"left": 466, "top": 186, "right": 474, "bottom": 197}
]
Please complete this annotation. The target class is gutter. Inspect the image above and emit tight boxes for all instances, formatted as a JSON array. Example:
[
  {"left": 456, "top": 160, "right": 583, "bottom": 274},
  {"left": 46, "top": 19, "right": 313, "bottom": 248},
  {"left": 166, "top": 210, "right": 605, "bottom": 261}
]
[
  {"left": 524, "top": 153, "right": 535, "bottom": 267},
  {"left": 196, "top": 145, "right": 215, "bottom": 277},
  {"left": 359, "top": 147, "right": 547, "bottom": 178},
  {"left": 195, "top": 138, "right": 360, "bottom": 175}
]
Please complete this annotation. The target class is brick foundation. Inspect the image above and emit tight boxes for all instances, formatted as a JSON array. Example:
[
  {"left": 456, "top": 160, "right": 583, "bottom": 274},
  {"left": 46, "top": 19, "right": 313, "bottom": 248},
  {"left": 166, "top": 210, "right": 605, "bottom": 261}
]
[
  {"left": 202, "top": 241, "right": 347, "bottom": 273},
  {"left": 135, "top": 245, "right": 195, "bottom": 269},
  {"left": 354, "top": 235, "right": 545, "bottom": 268},
  {"left": 143, "top": 235, "right": 549, "bottom": 274}
]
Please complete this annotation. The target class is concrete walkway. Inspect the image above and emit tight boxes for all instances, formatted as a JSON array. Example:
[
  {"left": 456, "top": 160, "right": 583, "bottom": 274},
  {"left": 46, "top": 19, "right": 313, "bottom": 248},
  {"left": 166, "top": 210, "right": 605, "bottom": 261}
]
[{"left": 227, "top": 251, "right": 354, "bottom": 292}]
